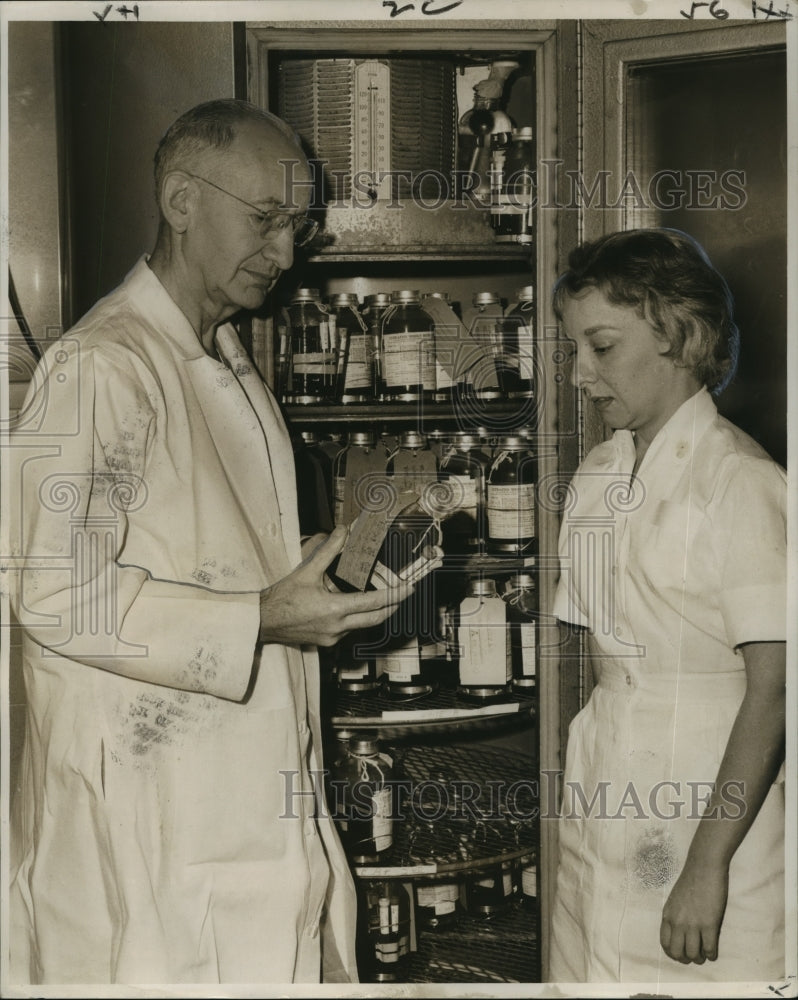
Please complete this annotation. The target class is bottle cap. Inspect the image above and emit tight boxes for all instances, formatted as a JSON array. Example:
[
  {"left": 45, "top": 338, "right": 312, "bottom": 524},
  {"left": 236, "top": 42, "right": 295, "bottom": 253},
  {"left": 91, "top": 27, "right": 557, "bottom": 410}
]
[
  {"left": 390, "top": 289, "right": 421, "bottom": 304},
  {"left": 515, "top": 285, "right": 535, "bottom": 303},
  {"left": 398, "top": 430, "right": 428, "bottom": 449},
  {"left": 468, "top": 577, "right": 498, "bottom": 597},
  {"left": 329, "top": 292, "right": 361, "bottom": 309},
  {"left": 472, "top": 291, "right": 501, "bottom": 307},
  {"left": 348, "top": 431, "right": 376, "bottom": 447},
  {"left": 290, "top": 288, "right": 321, "bottom": 303},
  {"left": 364, "top": 292, "right": 392, "bottom": 307},
  {"left": 350, "top": 732, "right": 380, "bottom": 755}
]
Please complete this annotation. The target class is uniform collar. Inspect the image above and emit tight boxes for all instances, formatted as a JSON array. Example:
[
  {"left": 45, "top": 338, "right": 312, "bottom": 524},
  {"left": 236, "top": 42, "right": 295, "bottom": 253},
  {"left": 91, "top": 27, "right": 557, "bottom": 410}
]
[
  {"left": 121, "top": 256, "right": 211, "bottom": 362},
  {"left": 634, "top": 386, "right": 717, "bottom": 476}
]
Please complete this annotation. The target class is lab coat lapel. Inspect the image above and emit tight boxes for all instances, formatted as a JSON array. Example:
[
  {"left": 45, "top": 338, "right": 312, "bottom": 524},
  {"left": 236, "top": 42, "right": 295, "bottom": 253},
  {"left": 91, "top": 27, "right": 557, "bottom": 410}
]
[
  {"left": 183, "top": 345, "right": 293, "bottom": 581},
  {"left": 214, "top": 325, "right": 302, "bottom": 565}
]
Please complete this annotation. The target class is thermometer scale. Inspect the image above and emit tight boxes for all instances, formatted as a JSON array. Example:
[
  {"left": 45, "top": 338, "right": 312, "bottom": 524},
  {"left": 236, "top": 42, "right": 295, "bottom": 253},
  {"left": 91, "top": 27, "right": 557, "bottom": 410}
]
[{"left": 353, "top": 60, "right": 392, "bottom": 201}]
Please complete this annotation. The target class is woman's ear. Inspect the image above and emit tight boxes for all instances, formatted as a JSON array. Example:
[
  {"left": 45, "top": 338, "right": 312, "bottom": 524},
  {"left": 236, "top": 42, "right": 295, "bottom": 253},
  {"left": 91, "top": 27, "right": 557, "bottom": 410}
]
[{"left": 159, "top": 172, "right": 195, "bottom": 236}]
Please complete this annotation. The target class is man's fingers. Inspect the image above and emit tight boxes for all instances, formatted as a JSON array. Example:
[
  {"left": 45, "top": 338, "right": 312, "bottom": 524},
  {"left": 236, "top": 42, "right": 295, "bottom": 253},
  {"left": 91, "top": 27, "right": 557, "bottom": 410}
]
[{"left": 308, "top": 525, "right": 348, "bottom": 568}]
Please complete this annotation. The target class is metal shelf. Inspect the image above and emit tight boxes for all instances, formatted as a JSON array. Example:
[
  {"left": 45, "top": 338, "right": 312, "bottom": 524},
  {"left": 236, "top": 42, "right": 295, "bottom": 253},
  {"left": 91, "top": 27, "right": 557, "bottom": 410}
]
[
  {"left": 283, "top": 398, "right": 538, "bottom": 426},
  {"left": 329, "top": 679, "right": 536, "bottom": 741},
  {"left": 406, "top": 901, "right": 540, "bottom": 984}
]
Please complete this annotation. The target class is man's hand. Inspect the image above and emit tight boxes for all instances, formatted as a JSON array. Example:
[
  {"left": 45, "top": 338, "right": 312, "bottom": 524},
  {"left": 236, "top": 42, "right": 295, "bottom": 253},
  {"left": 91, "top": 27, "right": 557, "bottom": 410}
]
[
  {"left": 660, "top": 858, "right": 729, "bottom": 965},
  {"left": 259, "top": 527, "right": 413, "bottom": 647}
]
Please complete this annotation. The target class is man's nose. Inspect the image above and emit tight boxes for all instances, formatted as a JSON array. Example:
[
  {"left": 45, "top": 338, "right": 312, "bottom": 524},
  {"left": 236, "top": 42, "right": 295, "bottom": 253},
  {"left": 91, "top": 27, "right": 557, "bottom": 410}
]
[{"left": 264, "top": 226, "right": 294, "bottom": 271}]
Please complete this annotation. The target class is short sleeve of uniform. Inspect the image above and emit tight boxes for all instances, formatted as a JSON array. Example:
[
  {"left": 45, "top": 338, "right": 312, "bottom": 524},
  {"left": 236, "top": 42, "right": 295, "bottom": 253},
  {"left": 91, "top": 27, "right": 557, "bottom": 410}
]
[
  {"left": 711, "top": 454, "right": 787, "bottom": 647},
  {"left": 552, "top": 502, "right": 590, "bottom": 628}
]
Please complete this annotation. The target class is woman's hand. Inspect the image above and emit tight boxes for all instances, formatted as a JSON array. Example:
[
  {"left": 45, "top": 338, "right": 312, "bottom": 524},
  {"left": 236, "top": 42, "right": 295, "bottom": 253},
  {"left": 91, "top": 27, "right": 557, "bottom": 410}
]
[{"left": 660, "top": 859, "right": 729, "bottom": 964}]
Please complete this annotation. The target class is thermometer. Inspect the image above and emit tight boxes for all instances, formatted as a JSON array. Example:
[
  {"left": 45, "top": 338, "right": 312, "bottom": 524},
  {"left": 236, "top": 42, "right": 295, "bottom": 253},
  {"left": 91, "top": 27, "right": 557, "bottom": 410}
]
[{"left": 353, "top": 60, "right": 392, "bottom": 201}]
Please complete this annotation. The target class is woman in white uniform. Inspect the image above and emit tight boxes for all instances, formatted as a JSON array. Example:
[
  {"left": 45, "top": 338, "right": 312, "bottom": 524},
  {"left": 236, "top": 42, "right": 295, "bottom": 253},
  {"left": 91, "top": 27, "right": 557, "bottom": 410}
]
[{"left": 549, "top": 229, "right": 786, "bottom": 984}]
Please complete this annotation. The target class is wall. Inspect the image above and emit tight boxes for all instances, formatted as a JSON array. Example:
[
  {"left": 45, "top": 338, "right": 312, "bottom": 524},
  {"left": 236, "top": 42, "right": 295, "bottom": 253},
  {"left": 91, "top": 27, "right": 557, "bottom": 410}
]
[
  {"left": 8, "top": 22, "right": 64, "bottom": 360},
  {"left": 60, "top": 20, "right": 238, "bottom": 325}
]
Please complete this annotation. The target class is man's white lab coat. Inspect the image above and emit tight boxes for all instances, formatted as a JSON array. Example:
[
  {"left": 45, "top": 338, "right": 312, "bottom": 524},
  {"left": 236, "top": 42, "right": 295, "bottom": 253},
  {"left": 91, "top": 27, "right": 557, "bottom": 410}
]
[{"left": 7, "top": 258, "right": 357, "bottom": 985}]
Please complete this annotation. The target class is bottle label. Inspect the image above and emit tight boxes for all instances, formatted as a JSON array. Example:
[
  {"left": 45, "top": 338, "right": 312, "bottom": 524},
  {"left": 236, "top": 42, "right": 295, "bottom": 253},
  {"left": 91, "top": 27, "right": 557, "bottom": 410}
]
[
  {"left": 448, "top": 474, "right": 478, "bottom": 515},
  {"left": 502, "top": 870, "right": 513, "bottom": 896},
  {"left": 417, "top": 883, "right": 459, "bottom": 915},
  {"left": 372, "top": 787, "right": 393, "bottom": 852},
  {"left": 378, "top": 639, "right": 421, "bottom": 683},
  {"left": 383, "top": 332, "right": 435, "bottom": 389},
  {"left": 344, "top": 334, "right": 373, "bottom": 390},
  {"left": 522, "top": 864, "right": 537, "bottom": 897},
  {"left": 338, "top": 661, "right": 370, "bottom": 682},
  {"left": 458, "top": 595, "right": 508, "bottom": 687},
  {"left": 293, "top": 351, "right": 336, "bottom": 375},
  {"left": 487, "top": 483, "right": 536, "bottom": 538},
  {"left": 521, "top": 622, "right": 536, "bottom": 677}
]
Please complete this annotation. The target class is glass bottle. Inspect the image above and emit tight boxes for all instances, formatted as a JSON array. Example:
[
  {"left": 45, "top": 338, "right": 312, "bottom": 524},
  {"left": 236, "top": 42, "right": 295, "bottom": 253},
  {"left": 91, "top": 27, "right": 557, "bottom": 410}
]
[
  {"left": 362, "top": 292, "right": 392, "bottom": 402},
  {"left": 438, "top": 431, "right": 491, "bottom": 555},
  {"left": 285, "top": 288, "right": 337, "bottom": 404},
  {"left": 385, "top": 430, "right": 438, "bottom": 496},
  {"left": 501, "top": 285, "right": 536, "bottom": 399},
  {"left": 415, "top": 877, "right": 464, "bottom": 932},
  {"left": 300, "top": 429, "right": 334, "bottom": 532},
  {"left": 380, "top": 290, "right": 436, "bottom": 403},
  {"left": 519, "top": 852, "right": 538, "bottom": 911},
  {"left": 464, "top": 859, "right": 516, "bottom": 917},
  {"left": 330, "top": 292, "right": 374, "bottom": 404},
  {"left": 503, "top": 572, "right": 538, "bottom": 691},
  {"left": 493, "top": 125, "right": 536, "bottom": 245},
  {"left": 319, "top": 431, "right": 345, "bottom": 464},
  {"left": 332, "top": 732, "right": 394, "bottom": 864},
  {"left": 421, "top": 291, "right": 455, "bottom": 403},
  {"left": 332, "top": 431, "right": 384, "bottom": 528},
  {"left": 465, "top": 292, "right": 503, "bottom": 401},
  {"left": 456, "top": 576, "right": 511, "bottom": 700},
  {"left": 357, "top": 880, "right": 412, "bottom": 983},
  {"left": 335, "top": 636, "right": 380, "bottom": 695},
  {"left": 486, "top": 436, "right": 536, "bottom": 556}
]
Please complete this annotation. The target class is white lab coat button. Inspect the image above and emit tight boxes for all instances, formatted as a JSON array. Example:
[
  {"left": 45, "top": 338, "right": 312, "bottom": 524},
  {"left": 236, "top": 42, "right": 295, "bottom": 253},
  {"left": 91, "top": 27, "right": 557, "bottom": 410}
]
[
  {"left": 298, "top": 720, "right": 308, "bottom": 736},
  {"left": 308, "top": 922, "right": 319, "bottom": 939},
  {"left": 305, "top": 818, "right": 317, "bottom": 837},
  {"left": 267, "top": 522, "right": 278, "bottom": 537},
  {"left": 615, "top": 626, "right": 623, "bottom": 636},
  {"left": 625, "top": 674, "right": 633, "bottom": 686}
]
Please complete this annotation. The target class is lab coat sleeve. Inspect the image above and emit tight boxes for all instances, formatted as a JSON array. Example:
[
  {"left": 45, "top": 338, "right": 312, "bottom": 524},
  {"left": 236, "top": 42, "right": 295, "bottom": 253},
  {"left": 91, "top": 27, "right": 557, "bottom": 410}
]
[
  {"left": 711, "top": 453, "right": 787, "bottom": 648},
  {"left": 9, "top": 341, "right": 260, "bottom": 702}
]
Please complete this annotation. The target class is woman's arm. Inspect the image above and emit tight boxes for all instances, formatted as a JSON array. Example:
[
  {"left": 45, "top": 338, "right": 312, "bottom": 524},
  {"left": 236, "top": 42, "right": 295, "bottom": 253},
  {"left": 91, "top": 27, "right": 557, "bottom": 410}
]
[{"left": 659, "top": 640, "right": 786, "bottom": 965}]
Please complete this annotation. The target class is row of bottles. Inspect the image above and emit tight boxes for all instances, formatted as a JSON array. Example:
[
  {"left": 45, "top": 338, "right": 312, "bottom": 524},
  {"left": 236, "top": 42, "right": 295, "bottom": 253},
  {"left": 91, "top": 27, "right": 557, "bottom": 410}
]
[
  {"left": 357, "top": 862, "right": 538, "bottom": 982},
  {"left": 296, "top": 428, "right": 536, "bottom": 557},
  {"left": 276, "top": 286, "right": 535, "bottom": 405},
  {"left": 335, "top": 571, "right": 538, "bottom": 700}
]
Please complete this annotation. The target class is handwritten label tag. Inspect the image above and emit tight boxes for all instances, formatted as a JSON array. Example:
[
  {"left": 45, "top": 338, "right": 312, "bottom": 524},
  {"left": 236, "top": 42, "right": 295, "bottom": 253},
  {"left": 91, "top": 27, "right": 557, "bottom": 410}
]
[{"left": 335, "top": 488, "right": 419, "bottom": 590}]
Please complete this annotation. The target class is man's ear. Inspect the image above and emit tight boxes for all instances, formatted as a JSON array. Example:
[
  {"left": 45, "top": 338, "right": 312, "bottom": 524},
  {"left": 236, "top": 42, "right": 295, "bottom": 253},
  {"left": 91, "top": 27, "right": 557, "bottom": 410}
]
[{"left": 159, "top": 172, "right": 195, "bottom": 235}]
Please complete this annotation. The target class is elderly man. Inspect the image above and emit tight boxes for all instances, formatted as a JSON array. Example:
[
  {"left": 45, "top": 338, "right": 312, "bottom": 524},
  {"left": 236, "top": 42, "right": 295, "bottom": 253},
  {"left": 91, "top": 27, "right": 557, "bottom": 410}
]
[{"left": 8, "top": 99, "right": 407, "bottom": 986}]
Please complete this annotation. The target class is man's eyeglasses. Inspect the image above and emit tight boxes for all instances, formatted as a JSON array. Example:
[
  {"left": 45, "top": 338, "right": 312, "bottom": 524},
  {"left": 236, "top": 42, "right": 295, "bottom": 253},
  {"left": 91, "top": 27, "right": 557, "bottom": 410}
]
[{"left": 186, "top": 172, "right": 319, "bottom": 248}]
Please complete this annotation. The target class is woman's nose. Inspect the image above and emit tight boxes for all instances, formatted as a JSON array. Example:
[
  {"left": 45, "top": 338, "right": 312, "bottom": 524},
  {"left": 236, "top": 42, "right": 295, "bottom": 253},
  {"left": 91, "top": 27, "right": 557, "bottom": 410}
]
[{"left": 570, "top": 349, "right": 595, "bottom": 389}]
